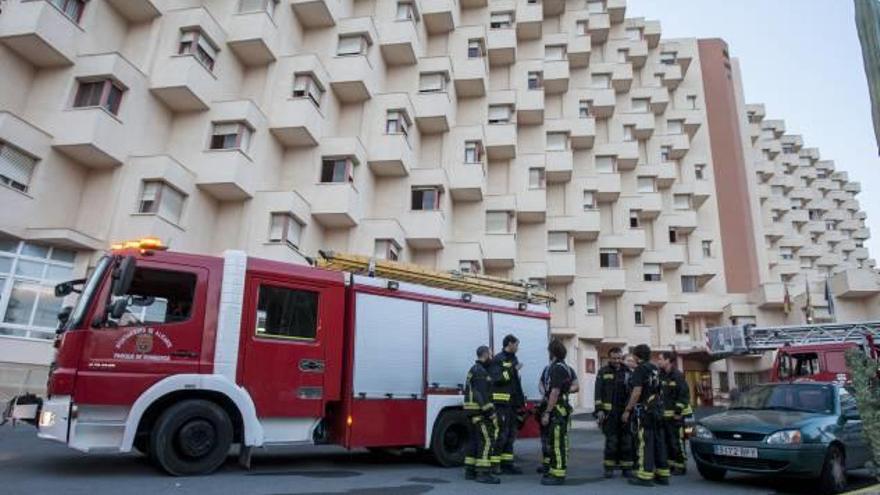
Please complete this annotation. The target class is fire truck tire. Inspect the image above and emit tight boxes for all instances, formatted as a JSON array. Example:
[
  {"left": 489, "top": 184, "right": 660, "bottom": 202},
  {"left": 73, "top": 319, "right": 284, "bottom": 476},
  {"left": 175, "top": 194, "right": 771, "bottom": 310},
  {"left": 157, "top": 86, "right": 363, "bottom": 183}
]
[
  {"left": 150, "top": 399, "right": 233, "bottom": 476},
  {"left": 430, "top": 409, "right": 470, "bottom": 468}
]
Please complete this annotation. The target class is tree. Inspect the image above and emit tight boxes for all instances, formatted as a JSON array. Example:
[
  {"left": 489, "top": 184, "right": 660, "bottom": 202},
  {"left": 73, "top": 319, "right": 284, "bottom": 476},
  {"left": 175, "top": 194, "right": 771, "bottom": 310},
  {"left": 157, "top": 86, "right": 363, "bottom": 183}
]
[{"left": 846, "top": 348, "right": 880, "bottom": 481}]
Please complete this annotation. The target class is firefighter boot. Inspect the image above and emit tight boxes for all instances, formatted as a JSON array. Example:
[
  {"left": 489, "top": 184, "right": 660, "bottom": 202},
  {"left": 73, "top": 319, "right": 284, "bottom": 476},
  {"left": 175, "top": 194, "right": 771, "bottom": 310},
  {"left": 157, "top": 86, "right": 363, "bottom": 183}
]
[
  {"left": 540, "top": 475, "right": 565, "bottom": 486},
  {"left": 501, "top": 464, "right": 524, "bottom": 475},
  {"left": 628, "top": 478, "right": 654, "bottom": 487},
  {"left": 475, "top": 470, "right": 500, "bottom": 484},
  {"left": 671, "top": 466, "right": 687, "bottom": 476},
  {"left": 464, "top": 467, "right": 476, "bottom": 480},
  {"left": 622, "top": 469, "right": 633, "bottom": 479},
  {"left": 604, "top": 468, "right": 614, "bottom": 478},
  {"left": 655, "top": 476, "right": 670, "bottom": 486}
]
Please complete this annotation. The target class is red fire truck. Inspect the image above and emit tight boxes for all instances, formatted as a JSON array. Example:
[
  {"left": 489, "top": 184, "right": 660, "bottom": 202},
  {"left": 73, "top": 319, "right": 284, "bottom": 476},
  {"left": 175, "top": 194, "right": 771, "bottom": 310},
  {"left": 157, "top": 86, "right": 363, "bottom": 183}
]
[{"left": 4, "top": 241, "right": 552, "bottom": 475}]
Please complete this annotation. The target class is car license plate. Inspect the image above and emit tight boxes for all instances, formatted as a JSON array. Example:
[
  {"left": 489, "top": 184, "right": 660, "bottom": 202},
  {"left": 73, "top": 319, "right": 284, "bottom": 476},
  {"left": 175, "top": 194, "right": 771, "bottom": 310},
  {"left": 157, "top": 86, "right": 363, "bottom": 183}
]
[{"left": 714, "top": 445, "right": 758, "bottom": 458}]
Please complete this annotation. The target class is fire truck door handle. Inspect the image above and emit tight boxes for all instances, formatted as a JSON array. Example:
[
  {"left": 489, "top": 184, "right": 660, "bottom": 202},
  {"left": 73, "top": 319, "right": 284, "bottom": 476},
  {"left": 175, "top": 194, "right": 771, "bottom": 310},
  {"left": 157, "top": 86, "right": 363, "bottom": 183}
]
[
  {"left": 299, "top": 359, "right": 325, "bottom": 372},
  {"left": 171, "top": 350, "right": 198, "bottom": 358}
]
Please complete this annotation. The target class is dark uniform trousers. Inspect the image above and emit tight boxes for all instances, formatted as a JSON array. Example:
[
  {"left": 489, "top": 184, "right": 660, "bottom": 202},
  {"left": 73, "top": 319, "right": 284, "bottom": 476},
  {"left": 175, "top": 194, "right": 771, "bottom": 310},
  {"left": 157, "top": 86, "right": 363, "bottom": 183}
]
[
  {"left": 603, "top": 411, "right": 634, "bottom": 471},
  {"left": 635, "top": 410, "right": 670, "bottom": 482},
  {"left": 544, "top": 404, "right": 570, "bottom": 478},
  {"left": 661, "top": 418, "right": 686, "bottom": 471},
  {"left": 465, "top": 414, "right": 495, "bottom": 471},
  {"left": 493, "top": 403, "right": 517, "bottom": 466}
]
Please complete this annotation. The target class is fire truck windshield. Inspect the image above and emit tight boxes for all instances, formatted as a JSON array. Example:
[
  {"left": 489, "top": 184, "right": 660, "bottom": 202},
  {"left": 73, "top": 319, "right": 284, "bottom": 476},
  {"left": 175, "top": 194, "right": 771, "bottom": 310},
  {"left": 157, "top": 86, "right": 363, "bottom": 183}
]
[{"left": 63, "top": 255, "right": 112, "bottom": 332}]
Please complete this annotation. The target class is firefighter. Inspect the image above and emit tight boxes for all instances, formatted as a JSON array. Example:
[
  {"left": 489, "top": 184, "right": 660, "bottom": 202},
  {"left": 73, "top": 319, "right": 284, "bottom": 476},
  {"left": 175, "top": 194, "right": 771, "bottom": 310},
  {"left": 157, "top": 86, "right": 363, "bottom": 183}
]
[
  {"left": 594, "top": 347, "right": 634, "bottom": 478},
  {"left": 489, "top": 334, "right": 525, "bottom": 474},
  {"left": 622, "top": 344, "right": 670, "bottom": 487},
  {"left": 538, "top": 338, "right": 576, "bottom": 485},
  {"left": 537, "top": 343, "right": 579, "bottom": 476},
  {"left": 463, "top": 345, "right": 501, "bottom": 484},
  {"left": 658, "top": 351, "right": 693, "bottom": 476}
]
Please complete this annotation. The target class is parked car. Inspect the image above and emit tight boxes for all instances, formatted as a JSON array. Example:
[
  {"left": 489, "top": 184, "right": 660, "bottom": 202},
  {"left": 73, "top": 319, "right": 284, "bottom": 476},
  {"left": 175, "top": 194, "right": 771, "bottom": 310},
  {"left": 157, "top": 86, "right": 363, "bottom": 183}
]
[{"left": 690, "top": 382, "right": 869, "bottom": 494}]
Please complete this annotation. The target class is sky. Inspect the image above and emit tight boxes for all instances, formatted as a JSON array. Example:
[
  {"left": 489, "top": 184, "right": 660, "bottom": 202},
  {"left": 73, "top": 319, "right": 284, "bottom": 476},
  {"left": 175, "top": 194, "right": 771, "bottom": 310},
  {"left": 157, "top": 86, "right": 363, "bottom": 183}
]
[{"left": 627, "top": 0, "right": 880, "bottom": 259}]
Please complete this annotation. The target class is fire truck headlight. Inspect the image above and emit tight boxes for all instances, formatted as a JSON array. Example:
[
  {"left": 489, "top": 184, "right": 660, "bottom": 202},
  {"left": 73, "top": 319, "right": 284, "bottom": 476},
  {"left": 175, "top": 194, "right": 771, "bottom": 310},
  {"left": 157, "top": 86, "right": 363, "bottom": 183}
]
[
  {"left": 39, "top": 410, "right": 56, "bottom": 428},
  {"left": 693, "top": 425, "right": 714, "bottom": 440},
  {"left": 766, "top": 429, "right": 802, "bottom": 445}
]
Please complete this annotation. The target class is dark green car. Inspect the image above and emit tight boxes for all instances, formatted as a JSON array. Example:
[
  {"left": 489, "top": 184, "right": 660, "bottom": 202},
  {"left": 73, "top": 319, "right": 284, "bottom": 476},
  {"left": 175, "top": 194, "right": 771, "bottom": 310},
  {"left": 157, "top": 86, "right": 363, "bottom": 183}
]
[{"left": 690, "top": 382, "right": 869, "bottom": 494}]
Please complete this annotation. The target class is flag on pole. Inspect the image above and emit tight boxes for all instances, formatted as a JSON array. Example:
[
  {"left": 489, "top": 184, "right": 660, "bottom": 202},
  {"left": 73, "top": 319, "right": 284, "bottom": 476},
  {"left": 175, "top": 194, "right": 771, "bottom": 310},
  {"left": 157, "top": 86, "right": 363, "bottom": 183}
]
[
  {"left": 783, "top": 284, "right": 792, "bottom": 315},
  {"left": 804, "top": 278, "right": 814, "bottom": 324},
  {"left": 825, "top": 277, "right": 836, "bottom": 321}
]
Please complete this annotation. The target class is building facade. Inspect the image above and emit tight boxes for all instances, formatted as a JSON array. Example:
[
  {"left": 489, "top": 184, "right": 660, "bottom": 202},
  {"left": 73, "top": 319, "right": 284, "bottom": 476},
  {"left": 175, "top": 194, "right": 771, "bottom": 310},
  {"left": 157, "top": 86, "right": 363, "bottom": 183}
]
[{"left": 0, "top": 0, "right": 877, "bottom": 407}]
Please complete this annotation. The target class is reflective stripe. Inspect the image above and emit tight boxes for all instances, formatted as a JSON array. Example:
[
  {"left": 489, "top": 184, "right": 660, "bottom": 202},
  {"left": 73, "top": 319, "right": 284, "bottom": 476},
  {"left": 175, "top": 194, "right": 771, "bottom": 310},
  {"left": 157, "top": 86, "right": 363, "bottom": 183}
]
[
  {"left": 549, "top": 468, "right": 566, "bottom": 477},
  {"left": 481, "top": 403, "right": 495, "bottom": 411},
  {"left": 463, "top": 403, "right": 480, "bottom": 410},
  {"left": 471, "top": 416, "right": 484, "bottom": 424},
  {"left": 603, "top": 374, "right": 614, "bottom": 379},
  {"left": 656, "top": 468, "right": 671, "bottom": 477},
  {"left": 601, "top": 403, "right": 613, "bottom": 411},
  {"left": 637, "top": 426, "right": 651, "bottom": 480},
  {"left": 490, "top": 456, "right": 501, "bottom": 464},
  {"left": 464, "top": 456, "right": 476, "bottom": 465},
  {"left": 502, "top": 362, "right": 513, "bottom": 368},
  {"left": 492, "top": 393, "right": 511, "bottom": 401},
  {"left": 502, "top": 371, "right": 511, "bottom": 381},
  {"left": 553, "top": 424, "right": 563, "bottom": 473},
  {"left": 604, "top": 460, "right": 618, "bottom": 467},
  {"left": 500, "top": 453, "right": 515, "bottom": 461},
  {"left": 619, "top": 461, "right": 634, "bottom": 467},
  {"left": 480, "top": 423, "right": 492, "bottom": 465}
]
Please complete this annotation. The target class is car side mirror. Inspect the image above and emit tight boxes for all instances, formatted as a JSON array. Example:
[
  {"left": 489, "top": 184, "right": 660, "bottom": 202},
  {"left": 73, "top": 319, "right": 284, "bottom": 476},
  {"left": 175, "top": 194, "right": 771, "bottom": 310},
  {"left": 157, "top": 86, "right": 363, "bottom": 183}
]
[
  {"left": 55, "top": 278, "right": 85, "bottom": 297},
  {"left": 843, "top": 412, "right": 861, "bottom": 422}
]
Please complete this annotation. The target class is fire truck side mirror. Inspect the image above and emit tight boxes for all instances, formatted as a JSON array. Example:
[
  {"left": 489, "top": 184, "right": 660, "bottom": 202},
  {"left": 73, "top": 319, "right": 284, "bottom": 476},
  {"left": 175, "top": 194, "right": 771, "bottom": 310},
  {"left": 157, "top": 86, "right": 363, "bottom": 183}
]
[{"left": 112, "top": 256, "right": 136, "bottom": 297}]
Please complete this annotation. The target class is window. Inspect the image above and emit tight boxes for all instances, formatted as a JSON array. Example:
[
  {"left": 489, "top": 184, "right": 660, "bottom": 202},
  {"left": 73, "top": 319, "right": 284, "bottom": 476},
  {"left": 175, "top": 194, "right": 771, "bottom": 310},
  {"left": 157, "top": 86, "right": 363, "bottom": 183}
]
[
  {"left": 718, "top": 372, "right": 730, "bottom": 393},
  {"left": 486, "top": 211, "right": 512, "bottom": 233},
  {"left": 490, "top": 11, "right": 513, "bottom": 29},
  {"left": 396, "top": 1, "right": 417, "bottom": 21},
  {"left": 583, "top": 190, "right": 596, "bottom": 211},
  {"left": 634, "top": 305, "right": 644, "bottom": 325},
  {"left": 49, "top": 0, "right": 86, "bottom": 23},
  {"left": 591, "top": 73, "right": 611, "bottom": 89},
  {"left": 73, "top": 79, "right": 124, "bottom": 116},
  {"left": 667, "top": 120, "right": 684, "bottom": 135},
  {"left": 320, "top": 158, "right": 353, "bottom": 183},
  {"left": 374, "top": 239, "right": 400, "bottom": 261},
  {"left": 255, "top": 285, "right": 318, "bottom": 340},
  {"left": 695, "top": 164, "right": 705, "bottom": 180},
  {"left": 465, "top": 140, "right": 483, "bottom": 164},
  {"left": 0, "top": 240, "right": 77, "bottom": 340},
  {"left": 239, "top": 0, "right": 278, "bottom": 15},
  {"left": 545, "top": 44, "right": 567, "bottom": 61},
  {"left": 337, "top": 34, "right": 368, "bottom": 56},
  {"left": 637, "top": 176, "right": 655, "bottom": 193},
  {"left": 112, "top": 268, "right": 197, "bottom": 327},
  {"left": 684, "top": 95, "right": 698, "bottom": 111},
  {"left": 179, "top": 29, "right": 218, "bottom": 71},
  {"left": 528, "top": 71, "right": 544, "bottom": 90},
  {"left": 586, "top": 292, "right": 600, "bottom": 315},
  {"left": 209, "top": 122, "right": 253, "bottom": 151},
  {"left": 411, "top": 187, "right": 441, "bottom": 210},
  {"left": 675, "top": 315, "right": 690, "bottom": 335},
  {"left": 548, "top": 232, "right": 569, "bottom": 252},
  {"left": 576, "top": 20, "right": 589, "bottom": 35},
  {"left": 600, "top": 249, "right": 620, "bottom": 268},
  {"left": 702, "top": 240, "right": 712, "bottom": 258},
  {"left": 617, "top": 49, "right": 629, "bottom": 63},
  {"left": 587, "top": 0, "right": 605, "bottom": 14},
  {"left": 748, "top": 112, "right": 760, "bottom": 124},
  {"left": 386, "top": 110, "right": 411, "bottom": 139},
  {"left": 269, "top": 213, "right": 304, "bottom": 248},
  {"left": 782, "top": 144, "right": 795, "bottom": 154},
  {"left": 419, "top": 72, "right": 447, "bottom": 93},
  {"left": 643, "top": 263, "right": 661, "bottom": 282},
  {"left": 596, "top": 156, "right": 615, "bottom": 173},
  {"left": 661, "top": 145, "right": 672, "bottom": 162},
  {"left": 0, "top": 143, "right": 37, "bottom": 193},
  {"left": 825, "top": 220, "right": 837, "bottom": 231},
  {"left": 546, "top": 132, "right": 568, "bottom": 151},
  {"left": 459, "top": 260, "right": 480, "bottom": 274},
  {"left": 632, "top": 98, "right": 650, "bottom": 113},
  {"left": 293, "top": 73, "right": 324, "bottom": 108},
  {"left": 138, "top": 180, "right": 185, "bottom": 224},
  {"left": 660, "top": 51, "right": 677, "bottom": 65},
  {"left": 488, "top": 105, "right": 512, "bottom": 124},
  {"left": 809, "top": 209, "right": 822, "bottom": 221},
  {"left": 529, "top": 168, "right": 546, "bottom": 189},
  {"left": 669, "top": 228, "right": 678, "bottom": 243},
  {"left": 681, "top": 275, "right": 698, "bottom": 293},
  {"left": 468, "top": 38, "right": 485, "bottom": 58},
  {"left": 626, "top": 28, "right": 642, "bottom": 41},
  {"left": 579, "top": 100, "right": 592, "bottom": 119},
  {"left": 623, "top": 125, "right": 635, "bottom": 142},
  {"left": 629, "top": 210, "right": 640, "bottom": 228},
  {"left": 673, "top": 194, "right": 691, "bottom": 210}
]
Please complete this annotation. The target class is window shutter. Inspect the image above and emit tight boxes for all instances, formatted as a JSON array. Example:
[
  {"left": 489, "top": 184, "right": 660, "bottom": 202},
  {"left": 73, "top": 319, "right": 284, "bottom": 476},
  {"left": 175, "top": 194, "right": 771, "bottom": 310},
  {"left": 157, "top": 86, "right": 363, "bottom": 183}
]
[
  {"left": 488, "top": 105, "right": 510, "bottom": 122},
  {"left": 287, "top": 216, "right": 303, "bottom": 247},
  {"left": 490, "top": 12, "right": 512, "bottom": 25},
  {"left": 546, "top": 132, "right": 567, "bottom": 151},
  {"left": 213, "top": 123, "right": 240, "bottom": 136},
  {"left": 674, "top": 194, "right": 690, "bottom": 209},
  {"left": 0, "top": 145, "right": 36, "bottom": 186},
  {"left": 583, "top": 190, "right": 595, "bottom": 209},
  {"left": 293, "top": 75, "right": 308, "bottom": 94},
  {"left": 486, "top": 211, "right": 509, "bottom": 233},
  {"left": 545, "top": 45, "right": 566, "bottom": 60},
  {"left": 591, "top": 73, "right": 610, "bottom": 89},
  {"left": 548, "top": 232, "right": 568, "bottom": 251},
  {"left": 668, "top": 120, "right": 684, "bottom": 134},
  {"left": 269, "top": 214, "right": 285, "bottom": 241},
  {"left": 644, "top": 263, "right": 661, "bottom": 276},
  {"left": 239, "top": 0, "right": 266, "bottom": 12},
  {"left": 197, "top": 33, "right": 218, "bottom": 58},
  {"left": 338, "top": 35, "right": 364, "bottom": 55},
  {"left": 637, "top": 177, "right": 654, "bottom": 193},
  {"left": 632, "top": 98, "right": 649, "bottom": 112},
  {"left": 419, "top": 73, "right": 445, "bottom": 92},
  {"left": 158, "top": 185, "right": 185, "bottom": 223},
  {"left": 596, "top": 156, "right": 614, "bottom": 173}
]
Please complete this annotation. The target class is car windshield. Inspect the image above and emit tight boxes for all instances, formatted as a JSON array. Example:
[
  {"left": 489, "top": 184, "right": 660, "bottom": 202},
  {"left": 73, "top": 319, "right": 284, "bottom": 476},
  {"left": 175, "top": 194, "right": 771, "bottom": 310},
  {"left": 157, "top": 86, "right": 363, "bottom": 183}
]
[{"left": 729, "top": 384, "right": 834, "bottom": 414}]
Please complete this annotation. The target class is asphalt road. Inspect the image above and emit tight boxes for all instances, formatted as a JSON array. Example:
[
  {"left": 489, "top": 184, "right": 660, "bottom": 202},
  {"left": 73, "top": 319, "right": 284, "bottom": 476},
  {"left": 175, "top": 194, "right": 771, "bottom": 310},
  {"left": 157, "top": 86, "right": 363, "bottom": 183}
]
[{"left": 0, "top": 423, "right": 875, "bottom": 495}]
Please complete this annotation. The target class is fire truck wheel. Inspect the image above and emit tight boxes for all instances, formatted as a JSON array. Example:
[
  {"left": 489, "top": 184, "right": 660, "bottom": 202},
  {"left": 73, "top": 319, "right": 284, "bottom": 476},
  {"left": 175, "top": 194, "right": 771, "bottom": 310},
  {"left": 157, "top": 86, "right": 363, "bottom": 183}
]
[
  {"left": 150, "top": 399, "right": 233, "bottom": 476},
  {"left": 430, "top": 409, "right": 470, "bottom": 468}
]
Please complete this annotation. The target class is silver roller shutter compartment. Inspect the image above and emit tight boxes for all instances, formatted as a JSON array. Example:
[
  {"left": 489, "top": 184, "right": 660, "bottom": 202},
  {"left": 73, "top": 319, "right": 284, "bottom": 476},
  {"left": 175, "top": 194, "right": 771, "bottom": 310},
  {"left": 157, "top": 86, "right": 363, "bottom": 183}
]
[
  {"left": 492, "top": 313, "right": 550, "bottom": 401},
  {"left": 427, "top": 304, "right": 491, "bottom": 389}
]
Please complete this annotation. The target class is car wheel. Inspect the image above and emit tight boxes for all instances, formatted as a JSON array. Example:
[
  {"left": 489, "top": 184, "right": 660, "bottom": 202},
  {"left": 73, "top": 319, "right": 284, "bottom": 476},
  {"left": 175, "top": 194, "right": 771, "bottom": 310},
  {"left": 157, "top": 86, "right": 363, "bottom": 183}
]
[
  {"left": 696, "top": 460, "right": 726, "bottom": 481},
  {"left": 430, "top": 409, "right": 470, "bottom": 468},
  {"left": 150, "top": 399, "right": 233, "bottom": 476},
  {"left": 818, "top": 445, "right": 847, "bottom": 494}
]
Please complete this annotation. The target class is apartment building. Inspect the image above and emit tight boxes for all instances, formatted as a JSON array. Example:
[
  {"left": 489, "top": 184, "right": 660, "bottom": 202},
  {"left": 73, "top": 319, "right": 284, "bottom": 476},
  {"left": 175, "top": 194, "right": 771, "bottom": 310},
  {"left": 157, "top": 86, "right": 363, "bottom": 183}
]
[{"left": 0, "top": 0, "right": 877, "bottom": 407}]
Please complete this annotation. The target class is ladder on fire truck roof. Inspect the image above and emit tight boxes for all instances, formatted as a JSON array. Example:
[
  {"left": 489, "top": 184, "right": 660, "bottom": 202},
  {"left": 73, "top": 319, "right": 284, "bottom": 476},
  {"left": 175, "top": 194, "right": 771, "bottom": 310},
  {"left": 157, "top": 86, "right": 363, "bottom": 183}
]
[
  {"left": 316, "top": 250, "right": 556, "bottom": 305},
  {"left": 707, "top": 321, "right": 880, "bottom": 356}
]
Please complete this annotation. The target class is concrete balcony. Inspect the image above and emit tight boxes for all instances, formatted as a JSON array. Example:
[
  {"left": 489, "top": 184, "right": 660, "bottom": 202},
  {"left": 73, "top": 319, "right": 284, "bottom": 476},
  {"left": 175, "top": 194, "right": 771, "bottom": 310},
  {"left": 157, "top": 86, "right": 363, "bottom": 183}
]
[
  {"left": 763, "top": 223, "right": 785, "bottom": 240},
  {"left": 756, "top": 282, "right": 785, "bottom": 308},
  {"left": 0, "top": 0, "right": 78, "bottom": 67},
  {"left": 765, "top": 196, "right": 788, "bottom": 212},
  {"left": 754, "top": 159, "right": 775, "bottom": 179},
  {"left": 106, "top": 0, "right": 160, "bottom": 22},
  {"left": 481, "top": 234, "right": 516, "bottom": 269},
  {"left": 449, "top": 163, "right": 486, "bottom": 201},
  {"left": 778, "top": 236, "right": 806, "bottom": 249},
  {"left": 269, "top": 98, "right": 323, "bottom": 147},
  {"left": 547, "top": 211, "right": 600, "bottom": 240},
  {"left": 600, "top": 230, "right": 646, "bottom": 255},
  {"left": 582, "top": 88, "right": 616, "bottom": 118},
  {"left": 368, "top": 134, "right": 414, "bottom": 176},
  {"left": 611, "top": 64, "right": 634, "bottom": 93},
  {"left": 568, "top": 34, "right": 591, "bottom": 68},
  {"left": 840, "top": 218, "right": 862, "bottom": 231},
  {"left": 311, "top": 182, "right": 362, "bottom": 228},
  {"left": 624, "top": 39, "right": 649, "bottom": 68},
  {"left": 290, "top": 0, "right": 340, "bottom": 28},
  {"left": 790, "top": 187, "right": 817, "bottom": 202},
  {"left": 667, "top": 210, "right": 698, "bottom": 233},
  {"left": 854, "top": 228, "right": 871, "bottom": 240},
  {"left": 587, "top": 13, "right": 610, "bottom": 43},
  {"left": 839, "top": 240, "right": 857, "bottom": 252},
  {"left": 641, "top": 282, "right": 669, "bottom": 307},
  {"left": 683, "top": 294, "right": 725, "bottom": 316},
  {"left": 664, "top": 133, "right": 691, "bottom": 160},
  {"left": 594, "top": 141, "right": 638, "bottom": 170},
  {"left": 545, "top": 150, "right": 573, "bottom": 183},
  {"left": 546, "top": 252, "right": 576, "bottom": 283},
  {"left": 52, "top": 109, "right": 126, "bottom": 168},
  {"left": 806, "top": 221, "right": 826, "bottom": 234},
  {"left": 573, "top": 314, "right": 605, "bottom": 341},
  {"left": 843, "top": 199, "right": 861, "bottom": 212},
  {"left": 226, "top": 11, "right": 278, "bottom": 66},
  {"left": 517, "top": 89, "right": 544, "bottom": 125},
  {"left": 414, "top": 91, "right": 453, "bottom": 134},
  {"left": 516, "top": 188, "right": 546, "bottom": 223},
  {"left": 403, "top": 210, "right": 446, "bottom": 249},
  {"left": 620, "top": 111, "right": 655, "bottom": 140},
  {"left": 150, "top": 55, "right": 217, "bottom": 111},
  {"left": 599, "top": 269, "right": 626, "bottom": 296},
  {"left": 196, "top": 150, "right": 254, "bottom": 201},
  {"left": 378, "top": 20, "right": 421, "bottom": 66},
  {"left": 590, "top": 173, "right": 621, "bottom": 202},
  {"left": 452, "top": 57, "right": 487, "bottom": 97},
  {"left": 487, "top": 28, "right": 516, "bottom": 66},
  {"left": 421, "top": 0, "right": 457, "bottom": 34},
  {"left": 845, "top": 181, "right": 862, "bottom": 194},
  {"left": 327, "top": 55, "right": 376, "bottom": 103},
  {"left": 830, "top": 269, "right": 880, "bottom": 299},
  {"left": 788, "top": 209, "right": 809, "bottom": 225},
  {"left": 656, "top": 63, "right": 683, "bottom": 90},
  {"left": 544, "top": 60, "right": 570, "bottom": 94},
  {"left": 633, "top": 192, "right": 662, "bottom": 218},
  {"left": 812, "top": 178, "right": 834, "bottom": 191},
  {"left": 642, "top": 244, "right": 686, "bottom": 268},
  {"left": 607, "top": 0, "right": 626, "bottom": 22},
  {"left": 485, "top": 124, "right": 517, "bottom": 159},
  {"left": 853, "top": 246, "right": 870, "bottom": 259},
  {"left": 817, "top": 253, "right": 842, "bottom": 267},
  {"left": 636, "top": 163, "right": 675, "bottom": 189},
  {"left": 569, "top": 118, "right": 596, "bottom": 149},
  {"left": 515, "top": 1, "right": 543, "bottom": 40}
]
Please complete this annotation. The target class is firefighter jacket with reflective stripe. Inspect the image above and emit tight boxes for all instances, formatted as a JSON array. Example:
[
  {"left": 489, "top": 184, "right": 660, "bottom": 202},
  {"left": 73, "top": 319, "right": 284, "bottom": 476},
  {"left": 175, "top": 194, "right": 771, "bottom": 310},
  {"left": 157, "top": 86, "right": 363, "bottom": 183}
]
[
  {"left": 660, "top": 368, "right": 693, "bottom": 417},
  {"left": 489, "top": 351, "right": 524, "bottom": 406},
  {"left": 594, "top": 364, "right": 628, "bottom": 413},
  {"left": 542, "top": 360, "right": 575, "bottom": 416},
  {"left": 464, "top": 361, "right": 494, "bottom": 413}
]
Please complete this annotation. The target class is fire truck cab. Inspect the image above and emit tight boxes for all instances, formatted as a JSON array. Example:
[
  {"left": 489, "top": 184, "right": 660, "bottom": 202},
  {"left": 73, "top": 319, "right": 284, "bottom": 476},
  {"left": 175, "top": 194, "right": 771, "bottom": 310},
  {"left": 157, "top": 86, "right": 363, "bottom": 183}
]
[
  {"left": 772, "top": 343, "right": 858, "bottom": 383},
  {"left": 11, "top": 243, "right": 551, "bottom": 475}
]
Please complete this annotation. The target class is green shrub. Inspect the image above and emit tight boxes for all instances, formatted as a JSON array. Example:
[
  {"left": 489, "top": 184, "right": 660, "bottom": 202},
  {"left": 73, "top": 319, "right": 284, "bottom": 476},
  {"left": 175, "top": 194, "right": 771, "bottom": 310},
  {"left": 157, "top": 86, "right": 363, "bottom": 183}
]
[{"left": 846, "top": 348, "right": 880, "bottom": 481}]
